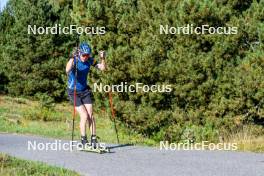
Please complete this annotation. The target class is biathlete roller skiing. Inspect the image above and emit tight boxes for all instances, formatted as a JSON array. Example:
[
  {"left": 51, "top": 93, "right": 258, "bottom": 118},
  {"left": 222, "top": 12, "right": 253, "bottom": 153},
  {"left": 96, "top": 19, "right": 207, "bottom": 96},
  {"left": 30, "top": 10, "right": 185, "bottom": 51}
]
[{"left": 66, "top": 42, "right": 109, "bottom": 153}]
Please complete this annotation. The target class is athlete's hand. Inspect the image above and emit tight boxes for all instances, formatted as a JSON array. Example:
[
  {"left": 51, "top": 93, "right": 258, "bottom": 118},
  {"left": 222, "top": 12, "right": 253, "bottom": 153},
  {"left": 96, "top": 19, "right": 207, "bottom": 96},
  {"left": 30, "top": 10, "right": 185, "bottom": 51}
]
[{"left": 99, "top": 51, "right": 106, "bottom": 59}]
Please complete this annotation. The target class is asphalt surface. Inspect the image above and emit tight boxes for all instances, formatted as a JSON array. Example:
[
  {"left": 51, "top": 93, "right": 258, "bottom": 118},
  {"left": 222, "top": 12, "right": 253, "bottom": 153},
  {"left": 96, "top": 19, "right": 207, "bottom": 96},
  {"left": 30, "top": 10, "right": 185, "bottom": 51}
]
[{"left": 0, "top": 133, "right": 263, "bottom": 176}]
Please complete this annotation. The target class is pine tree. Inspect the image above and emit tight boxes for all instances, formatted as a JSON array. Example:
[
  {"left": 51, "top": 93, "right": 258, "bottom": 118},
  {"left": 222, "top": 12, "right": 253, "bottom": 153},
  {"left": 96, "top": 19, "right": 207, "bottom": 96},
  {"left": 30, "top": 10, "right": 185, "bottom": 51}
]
[
  {"left": 1, "top": 0, "right": 263, "bottom": 142},
  {"left": 0, "top": 0, "right": 74, "bottom": 101}
]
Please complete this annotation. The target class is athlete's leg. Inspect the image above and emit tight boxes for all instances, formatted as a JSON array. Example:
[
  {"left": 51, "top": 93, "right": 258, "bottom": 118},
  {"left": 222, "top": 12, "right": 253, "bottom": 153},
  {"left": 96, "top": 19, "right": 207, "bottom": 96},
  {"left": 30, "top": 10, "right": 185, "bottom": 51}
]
[
  {"left": 68, "top": 89, "right": 89, "bottom": 145},
  {"left": 84, "top": 104, "right": 96, "bottom": 135},
  {"left": 75, "top": 105, "right": 88, "bottom": 136}
]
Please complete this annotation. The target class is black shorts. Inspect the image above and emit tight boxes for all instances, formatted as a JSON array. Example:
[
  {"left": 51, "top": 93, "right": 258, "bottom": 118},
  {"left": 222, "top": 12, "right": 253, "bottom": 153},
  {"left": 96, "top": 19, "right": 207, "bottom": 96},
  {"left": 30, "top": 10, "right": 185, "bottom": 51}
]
[{"left": 68, "top": 88, "right": 93, "bottom": 106}]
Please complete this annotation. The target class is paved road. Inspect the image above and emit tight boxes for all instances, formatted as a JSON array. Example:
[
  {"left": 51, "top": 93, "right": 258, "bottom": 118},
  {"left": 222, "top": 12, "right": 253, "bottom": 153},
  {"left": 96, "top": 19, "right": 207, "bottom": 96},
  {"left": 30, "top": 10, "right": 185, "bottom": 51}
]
[{"left": 0, "top": 133, "right": 263, "bottom": 176}]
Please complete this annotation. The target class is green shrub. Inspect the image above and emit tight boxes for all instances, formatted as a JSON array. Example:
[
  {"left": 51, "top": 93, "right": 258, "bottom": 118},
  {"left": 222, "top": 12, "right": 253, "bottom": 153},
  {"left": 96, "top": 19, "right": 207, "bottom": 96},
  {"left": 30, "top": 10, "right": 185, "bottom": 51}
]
[{"left": 23, "top": 108, "right": 65, "bottom": 122}]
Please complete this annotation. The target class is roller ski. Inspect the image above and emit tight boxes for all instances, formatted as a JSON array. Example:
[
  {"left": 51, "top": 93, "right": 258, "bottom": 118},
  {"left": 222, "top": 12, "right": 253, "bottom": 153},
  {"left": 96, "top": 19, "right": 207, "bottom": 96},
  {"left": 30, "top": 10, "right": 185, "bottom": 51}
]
[{"left": 80, "top": 135, "right": 110, "bottom": 154}]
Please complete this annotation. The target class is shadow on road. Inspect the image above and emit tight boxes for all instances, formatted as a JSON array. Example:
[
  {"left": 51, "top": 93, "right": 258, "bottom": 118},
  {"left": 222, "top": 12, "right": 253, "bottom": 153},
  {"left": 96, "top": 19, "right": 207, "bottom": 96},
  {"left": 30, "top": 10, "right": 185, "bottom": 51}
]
[{"left": 107, "top": 143, "right": 134, "bottom": 150}]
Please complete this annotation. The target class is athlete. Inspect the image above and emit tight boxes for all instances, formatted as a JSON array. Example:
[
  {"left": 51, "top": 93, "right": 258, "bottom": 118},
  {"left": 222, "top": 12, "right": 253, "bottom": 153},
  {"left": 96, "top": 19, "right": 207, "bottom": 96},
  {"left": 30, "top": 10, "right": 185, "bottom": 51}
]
[{"left": 66, "top": 42, "right": 105, "bottom": 148}]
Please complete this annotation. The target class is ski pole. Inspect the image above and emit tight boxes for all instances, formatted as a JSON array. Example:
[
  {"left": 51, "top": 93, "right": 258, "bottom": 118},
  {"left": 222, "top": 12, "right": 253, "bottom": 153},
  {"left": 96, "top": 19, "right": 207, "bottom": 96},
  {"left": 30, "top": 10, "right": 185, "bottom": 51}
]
[
  {"left": 100, "top": 50, "right": 120, "bottom": 144},
  {"left": 71, "top": 55, "right": 77, "bottom": 150},
  {"left": 108, "top": 91, "right": 120, "bottom": 144},
  {"left": 71, "top": 49, "right": 79, "bottom": 149},
  {"left": 71, "top": 35, "right": 79, "bottom": 150}
]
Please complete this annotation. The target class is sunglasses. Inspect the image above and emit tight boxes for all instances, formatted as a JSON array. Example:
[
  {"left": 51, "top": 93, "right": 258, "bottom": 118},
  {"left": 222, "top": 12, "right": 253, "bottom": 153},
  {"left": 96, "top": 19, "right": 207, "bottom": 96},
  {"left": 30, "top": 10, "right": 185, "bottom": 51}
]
[{"left": 81, "top": 54, "right": 89, "bottom": 58}]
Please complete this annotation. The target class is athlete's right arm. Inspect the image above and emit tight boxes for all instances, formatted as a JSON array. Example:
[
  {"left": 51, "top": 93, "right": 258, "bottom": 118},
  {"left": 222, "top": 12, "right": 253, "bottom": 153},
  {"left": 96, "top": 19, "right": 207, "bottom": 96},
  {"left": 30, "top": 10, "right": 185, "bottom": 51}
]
[{"left": 66, "top": 58, "right": 74, "bottom": 74}]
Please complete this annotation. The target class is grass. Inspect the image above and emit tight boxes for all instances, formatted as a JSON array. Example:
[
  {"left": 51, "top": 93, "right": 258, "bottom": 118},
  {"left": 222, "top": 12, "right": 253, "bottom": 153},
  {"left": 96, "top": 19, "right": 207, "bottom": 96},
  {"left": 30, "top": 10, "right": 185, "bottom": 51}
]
[
  {"left": 0, "top": 95, "right": 263, "bottom": 152},
  {"left": 0, "top": 153, "right": 79, "bottom": 176},
  {"left": 236, "top": 136, "right": 264, "bottom": 153},
  {"left": 0, "top": 95, "right": 155, "bottom": 145},
  {"left": 226, "top": 126, "right": 264, "bottom": 153}
]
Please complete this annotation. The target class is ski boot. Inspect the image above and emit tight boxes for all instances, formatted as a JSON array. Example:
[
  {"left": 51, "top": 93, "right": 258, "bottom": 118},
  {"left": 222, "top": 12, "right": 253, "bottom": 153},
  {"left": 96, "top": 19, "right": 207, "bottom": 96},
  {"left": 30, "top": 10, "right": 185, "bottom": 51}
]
[
  {"left": 81, "top": 135, "right": 88, "bottom": 147},
  {"left": 91, "top": 134, "right": 98, "bottom": 149}
]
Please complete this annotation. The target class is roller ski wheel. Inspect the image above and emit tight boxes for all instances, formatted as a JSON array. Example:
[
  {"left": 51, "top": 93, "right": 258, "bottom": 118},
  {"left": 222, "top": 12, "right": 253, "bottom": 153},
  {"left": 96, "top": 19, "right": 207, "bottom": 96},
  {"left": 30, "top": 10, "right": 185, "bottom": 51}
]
[{"left": 80, "top": 143, "right": 110, "bottom": 154}]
